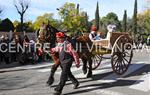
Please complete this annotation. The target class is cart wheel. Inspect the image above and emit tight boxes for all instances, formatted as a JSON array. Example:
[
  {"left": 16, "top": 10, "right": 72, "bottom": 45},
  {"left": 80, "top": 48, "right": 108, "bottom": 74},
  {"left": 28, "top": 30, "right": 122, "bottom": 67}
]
[
  {"left": 88, "top": 54, "right": 103, "bottom": 70},
  {"left": 111, "top": 35, "right": 133, "bottom": 75}
]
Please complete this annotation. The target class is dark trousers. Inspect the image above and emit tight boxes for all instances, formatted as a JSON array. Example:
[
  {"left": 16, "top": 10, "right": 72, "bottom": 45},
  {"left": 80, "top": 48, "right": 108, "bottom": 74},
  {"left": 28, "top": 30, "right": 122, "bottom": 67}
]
[
  {"left": 0, "top": 52, "right": 3, "bottom": 62},
  {"left": 0, "top": 52, "right": 9, "bottom": 64},
  {"left": 55, "top": 61, "right": 78, "bottom": 93}
]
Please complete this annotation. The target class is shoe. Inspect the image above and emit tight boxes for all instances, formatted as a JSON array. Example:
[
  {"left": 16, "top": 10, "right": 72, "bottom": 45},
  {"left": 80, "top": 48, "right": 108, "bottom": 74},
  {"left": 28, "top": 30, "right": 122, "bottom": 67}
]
[
  {"left": 73, "top": 82, "right": 79, "bottom": 89},
  {"left": 86, "top": 72, "right": 92, "bottom": 78},
  {"left": 53, "top": 91, "right": 61, "bottom": 95},
  {"left": 53, "top": 88, "right": 62, "bottom": 95},
  {"left": 46, "top": 77, "right": 54, "bottom": 86}
]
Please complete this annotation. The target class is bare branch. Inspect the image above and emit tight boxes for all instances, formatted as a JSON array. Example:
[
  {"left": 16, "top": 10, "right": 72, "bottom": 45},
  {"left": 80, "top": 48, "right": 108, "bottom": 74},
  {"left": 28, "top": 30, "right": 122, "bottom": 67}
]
[
  {"left": 14, "top": 0, "right": 30, "bottom": 32},
  {"left": 14, "top": 4, "right": 21, "bottom": 14},
  {"left": 14, "top": 0, "right": 30, "bottom": 14},
  {"left": 23, "top": 5, "right": 29, "bottom": 13},
  {"left": 0, "top": 6, "right": 3, "bottom": 15},
  {"left": 0, "top": 10, "right": 2, "bottom": 14}
]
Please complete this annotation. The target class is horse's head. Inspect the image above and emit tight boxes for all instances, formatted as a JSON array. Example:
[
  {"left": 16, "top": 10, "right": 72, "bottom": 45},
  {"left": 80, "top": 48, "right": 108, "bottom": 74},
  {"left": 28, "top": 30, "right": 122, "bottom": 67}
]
[{"left": 45, "top": 24, "right": 59, "bottom": 48}]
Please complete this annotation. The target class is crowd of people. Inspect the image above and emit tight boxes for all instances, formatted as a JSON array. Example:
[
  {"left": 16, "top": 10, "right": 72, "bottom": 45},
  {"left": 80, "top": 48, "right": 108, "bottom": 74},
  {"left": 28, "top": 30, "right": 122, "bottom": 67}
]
[{"left": 0, "top": 34, "right": 39, "bottom": 65}]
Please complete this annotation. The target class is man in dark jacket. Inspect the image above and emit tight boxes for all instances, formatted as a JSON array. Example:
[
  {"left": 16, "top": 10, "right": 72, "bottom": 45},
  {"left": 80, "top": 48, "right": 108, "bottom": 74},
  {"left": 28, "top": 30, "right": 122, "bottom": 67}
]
[{"left": 51, "top": 32, "right": 80, "bottom": 95}]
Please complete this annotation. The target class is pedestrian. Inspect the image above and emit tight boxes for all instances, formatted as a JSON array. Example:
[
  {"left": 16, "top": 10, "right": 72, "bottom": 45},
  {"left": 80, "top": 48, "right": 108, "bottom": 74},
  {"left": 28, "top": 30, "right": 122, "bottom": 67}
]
[
  {"left": 3, "top": 34, "right": 10, "bottom": 64},
  {"left": 147, "top": 35, "right": 150, "bottom": 45},
  {"left": 51, "top": 32, "right": 80, "bottom": 95},
  {"left": 0, "top": 35, "right": 10, "bottom": 64},
  {"left": 0, "top": 35, "right": 4, "bottom": 63}
]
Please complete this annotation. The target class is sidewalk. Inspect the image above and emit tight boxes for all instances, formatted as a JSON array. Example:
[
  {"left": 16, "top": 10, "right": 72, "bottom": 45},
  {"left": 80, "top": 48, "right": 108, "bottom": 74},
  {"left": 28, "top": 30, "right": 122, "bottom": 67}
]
[
  {"left": 0, "top": 62, "right": 21, "bottom": 69},
  {"left": 0, "top": 61, "right": 54, "bottom": 73}
]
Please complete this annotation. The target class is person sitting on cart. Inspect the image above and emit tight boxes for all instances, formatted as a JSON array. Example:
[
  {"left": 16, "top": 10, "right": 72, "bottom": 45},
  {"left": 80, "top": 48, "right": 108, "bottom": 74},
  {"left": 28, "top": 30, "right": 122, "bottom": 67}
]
[
  {"left": 51, "top": 32, "right": 80, "bottom": 95},
  {"left": 89, "top": 25, "right": 98, "bottom": 41},
  {"left": 104, "top": 24, "right": 116, "bottom": 49},
  {"left": 105, "top": 24, "right": 116, "bottom": 40},
  {"left": 89, "top": 26, "right": 103, "bottom": 42}
]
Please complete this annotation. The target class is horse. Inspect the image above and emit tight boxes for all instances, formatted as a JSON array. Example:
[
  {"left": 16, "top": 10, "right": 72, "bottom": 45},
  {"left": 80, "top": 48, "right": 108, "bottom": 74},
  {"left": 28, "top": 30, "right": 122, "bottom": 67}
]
[{"left": 39, "top": 24, "right": 94, "bottom": 86}]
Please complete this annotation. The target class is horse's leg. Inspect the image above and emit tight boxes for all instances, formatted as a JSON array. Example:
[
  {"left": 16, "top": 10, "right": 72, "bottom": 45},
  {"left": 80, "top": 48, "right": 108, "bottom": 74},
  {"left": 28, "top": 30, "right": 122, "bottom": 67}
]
[
  {"left": 82, "top": 58, "right": 87, "bottom": 74},
  {"left": 47, "top": 53, "right": 60, "bottom": 86},
  {"left": 47, "top": 63, "right": 59, "bottom": 86},
  {"left": 87, "top": 58, "right": 93, "bottom": 78}
]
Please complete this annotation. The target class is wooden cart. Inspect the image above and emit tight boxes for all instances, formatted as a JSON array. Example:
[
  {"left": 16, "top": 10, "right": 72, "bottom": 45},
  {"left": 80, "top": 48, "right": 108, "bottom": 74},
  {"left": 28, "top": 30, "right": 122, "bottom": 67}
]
[{"left": 90, "top": 32, "right": 133, "bottom": 75}]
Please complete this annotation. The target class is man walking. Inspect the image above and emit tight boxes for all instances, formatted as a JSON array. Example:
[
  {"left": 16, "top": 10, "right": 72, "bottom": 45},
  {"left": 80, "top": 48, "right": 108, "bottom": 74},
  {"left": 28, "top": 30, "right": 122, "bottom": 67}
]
[{"left": 51, "top": 32, "right": 80, "bottom": 95}]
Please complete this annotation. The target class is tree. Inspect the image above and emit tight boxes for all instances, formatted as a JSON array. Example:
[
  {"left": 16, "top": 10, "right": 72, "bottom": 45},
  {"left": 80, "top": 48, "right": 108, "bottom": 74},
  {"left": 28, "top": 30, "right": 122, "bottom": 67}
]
[
  {"left": 33, "top": 13, "right": 60, "bottom": 30},
  {"left": 59, "top": 3, "right": 89, "bottom": 36},
  {"left": 85, "top": 12, "right": 90, "bottom": 31},
  {"left": 122, "top": 10, "right": 127, "bottom": 32},
  {"left": 14, "top": 0, "right": 30, "bottom": 32},
  {"left": 0, "top": 18, "right": 14, "bottom": 32},
  {"left": 95, "top": 2, "right": 100, "bottom": 30},
  {"left": 100, "top": 12, "right": 121, "bottom": 33},
  {"left": 137, "top": 10, "right": 150, "bottom": 35},
  {"left": 13, "top": 20, "right": 20, "bottom": 29},
  {"left": 132, "top": 0, "right": 138, "bottom": 36},
  {"left": 76, "top": 4, "right": 79, "bottom": 15},
  {"left": 14, "top": 20, "right": 35, "bottom": 32}
]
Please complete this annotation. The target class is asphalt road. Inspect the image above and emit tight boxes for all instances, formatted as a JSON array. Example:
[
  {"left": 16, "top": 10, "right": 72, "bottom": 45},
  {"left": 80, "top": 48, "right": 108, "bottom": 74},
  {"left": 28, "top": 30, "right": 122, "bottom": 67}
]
[{"left": 0, "top": 49, "right": 149, "bottom": 95}]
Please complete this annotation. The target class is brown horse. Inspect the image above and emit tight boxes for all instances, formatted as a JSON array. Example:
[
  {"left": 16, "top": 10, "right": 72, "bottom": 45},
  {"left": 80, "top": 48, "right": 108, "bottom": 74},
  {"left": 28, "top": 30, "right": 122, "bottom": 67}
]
[{"left": 44, "top": 24, "right": 94, "bottom": 86}]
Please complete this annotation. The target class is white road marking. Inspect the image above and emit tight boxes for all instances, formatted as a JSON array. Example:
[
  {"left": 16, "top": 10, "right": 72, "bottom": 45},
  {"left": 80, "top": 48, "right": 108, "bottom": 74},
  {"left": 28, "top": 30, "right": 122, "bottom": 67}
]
[
  {"left": 37, "top": 64, "right": 81, "bottom": 73},
  {"left": 14, "top": 63, "right": 53, "bottom": 70},
  {"left": 80, "top": 86, "right": 125, "bottom": 95},
  {"left": 129, "top": 73, "right": 150, "bottom": 92},
  {"left": 94, "top": 89, "right": 125, "bottom": 95},
  {"left": 37, "top": 61, "right": 146, "bottom": 87},
  {"left": 55, "top": 66, "right": 82, "bottom": 74},
  {"left": 37, "top": 59, "right": 110, "bottom": 73},
  {"left": 75, "top": 64, "right": 112, "bottom": 78},
  {"left": 74, "top": 59, "right": 111, "bottom": 78},
  {"left": 38, "top": 68, "right": 51, "bottom": 72},
  {"left": 97, "top": 62, "right": 146, "bottom": 83}
]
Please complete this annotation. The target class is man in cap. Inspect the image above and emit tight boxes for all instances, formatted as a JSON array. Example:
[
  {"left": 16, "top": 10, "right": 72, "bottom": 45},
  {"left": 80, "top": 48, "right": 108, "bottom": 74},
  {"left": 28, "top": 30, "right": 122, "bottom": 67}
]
[
  {"left": 89, "top": 25, "right": 97, "bottom": 41},
  {"left": 51, "top": 32, "right": 80, "bottom": 95}
]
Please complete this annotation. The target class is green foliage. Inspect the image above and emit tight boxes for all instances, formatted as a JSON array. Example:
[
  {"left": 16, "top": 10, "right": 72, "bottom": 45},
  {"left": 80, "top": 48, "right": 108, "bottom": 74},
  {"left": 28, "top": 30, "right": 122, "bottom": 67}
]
[
  {"left": 100, "top": 12, "right": 121, "bottom": 33},
  {"left": 137, "top": 10, "right": 150, "bottom": 35},
  {"left": 0, "top": 18, "right": 14, "bottom": 32},
  {"left": 58, "top": 3, "right": 89, "bottom": 36},
  {"left": 13, "top": 20, "right": 35, "bottom": 32},
  {"left": 33, "top": 13, "right": 60, "bottom": 30}
]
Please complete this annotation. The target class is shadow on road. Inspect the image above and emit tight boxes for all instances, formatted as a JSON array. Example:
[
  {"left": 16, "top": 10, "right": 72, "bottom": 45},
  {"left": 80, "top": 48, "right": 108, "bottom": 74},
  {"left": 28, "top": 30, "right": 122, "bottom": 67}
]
[
  {"left": 51, "top": 63, "right": 148, "bottom": 95},
  {"left": 63, "top": 79, "right": 143, "bottom": 95}
]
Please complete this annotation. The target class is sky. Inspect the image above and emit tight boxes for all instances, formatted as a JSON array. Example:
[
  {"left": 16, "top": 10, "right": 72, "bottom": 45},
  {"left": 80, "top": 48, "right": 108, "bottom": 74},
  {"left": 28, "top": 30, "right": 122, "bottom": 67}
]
[{"left": 0, "top": 0, "right": 147, "bottom": 22}]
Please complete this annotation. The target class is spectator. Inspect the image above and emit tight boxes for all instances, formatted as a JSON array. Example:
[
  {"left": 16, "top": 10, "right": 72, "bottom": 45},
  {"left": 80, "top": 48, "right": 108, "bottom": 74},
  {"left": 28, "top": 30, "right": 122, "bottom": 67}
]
[
  {"left": 147, "top": 35, "right": 150, "bottom": 45},
  {"left": 1, "top": 35, "right": 10, "bottom": 64}
]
